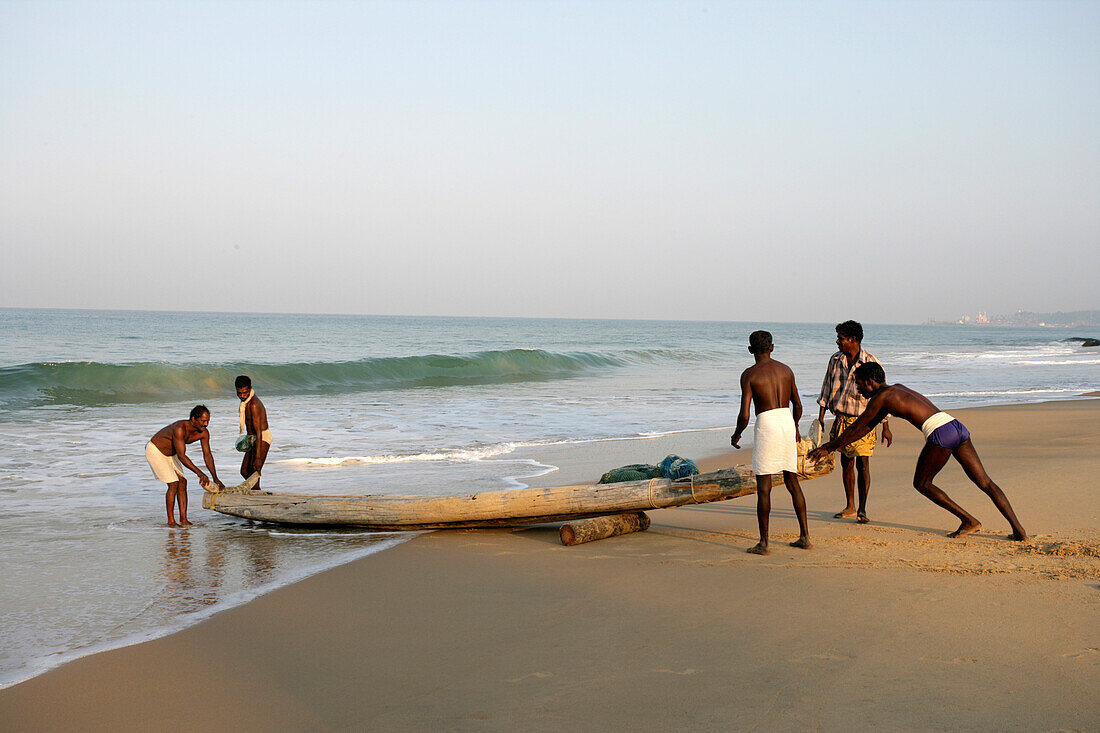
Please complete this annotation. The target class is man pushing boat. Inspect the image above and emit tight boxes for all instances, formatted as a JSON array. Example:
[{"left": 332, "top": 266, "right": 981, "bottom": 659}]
[
  {"left": 731, "top": 331, "right": 812, "bottom": 555},
  {"left": 146, "top": 405, "right": 224, "bottom": 526},
  {"left": 809, "top": 363, "right": 1028, "bottom": 541}
]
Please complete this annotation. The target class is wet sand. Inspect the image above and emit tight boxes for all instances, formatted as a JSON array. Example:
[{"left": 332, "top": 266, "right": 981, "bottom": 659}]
[{"left": 1, "top": 400, "right": 1098, "bottom": 731}]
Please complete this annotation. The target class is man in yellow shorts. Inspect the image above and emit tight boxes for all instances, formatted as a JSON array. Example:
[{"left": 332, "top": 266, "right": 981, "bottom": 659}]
[{"left": 817, "top": 321, "right": 892, "bottom": 523}]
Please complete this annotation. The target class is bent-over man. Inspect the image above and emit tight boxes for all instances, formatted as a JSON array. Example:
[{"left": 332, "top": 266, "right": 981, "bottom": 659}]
[
  {"left": 146, "top": 405, "right": 224, "bottom": 526},
  {"left": 236, "top": 375, "right": 271, "bottom": 490},
  {"left": 731, "top": 331, "right": 812, "bottom": 555},
  {"left": 817, "top": 320, "right": 892, "bottom": 523},
  {"left": 809, "top": 363, "right": 1028, "bottom": 541}
]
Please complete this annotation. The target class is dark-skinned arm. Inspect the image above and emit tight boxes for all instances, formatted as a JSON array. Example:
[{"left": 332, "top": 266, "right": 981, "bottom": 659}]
[
  {"left": 881, "top": 420, "right": 893, "bottom": 447},
  {"left": 172, "top": 427, "right": 209, "bottom": 485},
  {"left": 868, "top": 355, "right": 893, "bottom": 447},
  {"left": 199, "top": 432, "right": 224, "bottom": 490},
  {"left": 789, "top": 370, "right": 803, "bottom": 442},
  {"left": 249, "top": 400, "right": 270, "bottom": 474},
  {"left": 816, "top": 358, "right": 833, "bottom": 425},
  {"left": 809, "top": 398, "right": 887, "bottom": 460},
  {"left": 730, "top": 370, "right": 752, "bottom": 449}
]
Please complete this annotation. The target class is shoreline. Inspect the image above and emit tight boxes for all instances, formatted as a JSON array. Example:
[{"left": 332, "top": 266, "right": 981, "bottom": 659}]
[
  {"left": 0, "top": 535, "right": 416, "bottom": 692},
  {"left": 0, "top": 402, "right": 1095, "bottom": 726},
  {"left": 1, "top": 397, "right": 1097, "bottom": 698}
]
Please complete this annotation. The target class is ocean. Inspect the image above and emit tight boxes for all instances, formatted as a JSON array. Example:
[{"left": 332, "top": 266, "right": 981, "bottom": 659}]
[{"left": 1, "top": 308, "right": 1096, "bottom": 688}]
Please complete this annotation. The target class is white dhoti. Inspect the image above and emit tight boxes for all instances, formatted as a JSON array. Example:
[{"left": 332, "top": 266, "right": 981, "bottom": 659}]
[
  {"left": 146, "top": 441, "right": 184, "bottom": 483},
  {"left": 752, "top": 407, "right": 798, "bottom": 475}
]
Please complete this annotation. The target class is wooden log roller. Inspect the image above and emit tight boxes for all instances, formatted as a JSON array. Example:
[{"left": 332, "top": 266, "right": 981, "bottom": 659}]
[{"left": 559, "top": 511, "right": 650, "bottom": 546}]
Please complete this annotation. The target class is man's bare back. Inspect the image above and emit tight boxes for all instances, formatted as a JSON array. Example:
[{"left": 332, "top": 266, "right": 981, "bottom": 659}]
[
  {"left": 742, "top": 358, "right": 799, "bottom": 415},
  {"left": 730, "top": 331, "right": 811, "bottom": 555},
  {"left": 731, "top": 336, "right": 804, "bottom": 449},
  {"left": 150, "top": 420, "right": 206, "bottom": 456},
  {"left": 861, "top": 384, "right": 940, "bottom": 432}
]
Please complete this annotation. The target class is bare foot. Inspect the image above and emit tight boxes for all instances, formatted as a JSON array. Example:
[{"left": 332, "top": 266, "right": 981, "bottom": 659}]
[
  {"left": 1009, "top": 530, "right": 1029, "bottom": 541},
  {"left": 834, "top": 509, "right": 857, "bottom": 519},
  {"left": 178, "top": 519, "right": 193, "bottom": 526},
  {"left": 746, "top": 542, "right": 770, "bottom": 555},
  {"left": 947, "top": 520, "right": 981, "bottom": 538},
  {"left": 167, "top": 520, "right": 179, "bottom": 528},
  {"left": 856, "top": 511, "right": 870, "bottom": 524},
  {"left": 789, "top": 537, "right": 813, "bottom": 550}
]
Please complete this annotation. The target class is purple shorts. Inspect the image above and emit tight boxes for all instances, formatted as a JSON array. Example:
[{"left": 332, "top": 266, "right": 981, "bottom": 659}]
[{"left": 928, "top": 419, "right": 971, "bottom": 450}]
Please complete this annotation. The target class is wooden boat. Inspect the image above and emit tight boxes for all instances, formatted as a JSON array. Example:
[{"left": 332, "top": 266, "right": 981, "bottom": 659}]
[{"left": 202, "top": 454, "right": 834, "bottom": 530}]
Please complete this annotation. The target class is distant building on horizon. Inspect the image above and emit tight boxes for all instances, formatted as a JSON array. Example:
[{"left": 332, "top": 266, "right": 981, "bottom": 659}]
[{"left": 926, "top": 309, "right": 1100, "bottom": 328}]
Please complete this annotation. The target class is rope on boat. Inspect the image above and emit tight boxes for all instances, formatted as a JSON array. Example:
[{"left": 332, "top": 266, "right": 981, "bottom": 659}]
[{"left": 648, "top": 478, "right": 661, "bottom": 509}]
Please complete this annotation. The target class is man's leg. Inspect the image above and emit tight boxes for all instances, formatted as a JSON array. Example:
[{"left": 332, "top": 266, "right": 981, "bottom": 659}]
[
  {"left": 176, "top": 475, "right": 190, "bottom": 526},
  {"left": 782, "top": 471, "right": 813, "bottom": 549},
  {"left": 913, "top": 442, "right": 981, "bottom": 538},
  {"left": 241, "top": 449, "right": 256, "bottom": 489},
  {"left": 953, "top": 440, "right": 1028, "bottom": 541},
  {"left": 835, "top": 453, "right": 857, "bottom": 518},
  {"left": 165, "top": 479, "right": 180, "bottom": 527},
  {"left": 855, "top": 456, "right": 871, "bottom": 523},
  {"left": 253, "top": 439, "right": 270, "bottom": 490},
  {"left": 748, "top": 475, "right": 772, "bottom": 555}
]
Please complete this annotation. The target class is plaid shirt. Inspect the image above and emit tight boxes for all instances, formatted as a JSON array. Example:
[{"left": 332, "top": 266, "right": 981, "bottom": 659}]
[{"left": 817, "top": 349, "right": 885, "bottom": 418}]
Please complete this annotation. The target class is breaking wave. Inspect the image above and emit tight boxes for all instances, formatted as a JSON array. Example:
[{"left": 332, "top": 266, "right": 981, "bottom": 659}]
[{"left": 0, "top": 349, "right": 665, "bottom": 409}]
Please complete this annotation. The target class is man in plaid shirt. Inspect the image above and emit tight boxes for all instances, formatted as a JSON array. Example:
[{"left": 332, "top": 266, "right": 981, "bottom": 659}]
[{"left": 817, "top": 320, "right": 892, "bottom": 523}]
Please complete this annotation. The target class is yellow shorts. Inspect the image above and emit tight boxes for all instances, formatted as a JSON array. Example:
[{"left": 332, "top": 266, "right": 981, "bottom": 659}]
[{"left": 831, "top": 414, "right": 876, "bottom": 458}]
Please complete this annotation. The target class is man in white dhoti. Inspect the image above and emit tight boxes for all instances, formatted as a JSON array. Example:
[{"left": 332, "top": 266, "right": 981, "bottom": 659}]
[{"left": 731, "top": 331, "right": 812, "bottom": 555}]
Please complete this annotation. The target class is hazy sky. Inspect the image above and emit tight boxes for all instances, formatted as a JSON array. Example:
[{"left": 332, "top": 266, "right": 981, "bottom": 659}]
[{"left": 1, "top": 1, "right": 1097, "bottom": 323}]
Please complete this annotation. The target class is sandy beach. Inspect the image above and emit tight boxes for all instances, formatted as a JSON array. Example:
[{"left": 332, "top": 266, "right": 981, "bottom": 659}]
[{"left": 2, "top": 399, "right": 1097, "bottom": 731}]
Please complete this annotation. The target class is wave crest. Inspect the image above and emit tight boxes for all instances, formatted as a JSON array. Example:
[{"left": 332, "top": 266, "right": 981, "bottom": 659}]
[{"left": 0, "top": 349, "right": 636, "bottom": 408}]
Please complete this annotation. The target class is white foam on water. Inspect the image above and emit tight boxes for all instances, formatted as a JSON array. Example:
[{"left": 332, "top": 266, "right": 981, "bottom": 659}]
[
  {"left": 273, "top": 431, "right": 737, "bottom": 469},
  {"left": 1010, "top": 359, "right": 1100, "bottom": 366},
  {"left": 924, "top": 388, "right": 1082, "bottom": 397},
  {"left": 276, "top": 442, "right": 538, "bottom": 466},
  {"left": 635, "top": 425, "right": 734, "bottom": 438},
  {"left": 494, "top": 458, "right": 560, "bottom": 489}
]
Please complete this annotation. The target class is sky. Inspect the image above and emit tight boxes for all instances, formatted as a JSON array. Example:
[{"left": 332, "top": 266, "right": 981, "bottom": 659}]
[{"left": 1, "top": 0, "right": 1097, "bottom": 324}]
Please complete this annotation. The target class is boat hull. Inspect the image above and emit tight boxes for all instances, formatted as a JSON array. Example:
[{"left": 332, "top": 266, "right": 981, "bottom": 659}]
[{"left": 202, "top": 458, "right": 833, "bottom": 529}]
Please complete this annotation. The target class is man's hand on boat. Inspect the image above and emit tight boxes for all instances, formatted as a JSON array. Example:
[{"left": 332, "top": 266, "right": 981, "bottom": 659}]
[{"left": 200, "top": 475, "right": 226, "bottom": 493}]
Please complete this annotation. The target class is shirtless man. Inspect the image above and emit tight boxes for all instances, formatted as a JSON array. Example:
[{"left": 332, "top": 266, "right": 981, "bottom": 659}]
[
  {"left": 809, "top": 362, "right": 1028, "bottom": 541},
  {"left": 145, "top": 405, "right": 224, "bottom": 526},
  {"left": 730, "top": 331, "right": 812, "bottom": 555},
  {"left": 235, "top": 375, "right": 271, "bottom": 490}
]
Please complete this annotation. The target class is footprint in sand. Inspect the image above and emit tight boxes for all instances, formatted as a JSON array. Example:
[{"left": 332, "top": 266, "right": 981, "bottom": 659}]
[{"left": 506, "top": 672, "right": 553, "bottom": 683}]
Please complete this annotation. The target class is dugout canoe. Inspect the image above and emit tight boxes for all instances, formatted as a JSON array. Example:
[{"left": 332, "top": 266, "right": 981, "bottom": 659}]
[{"left": 202, "top": 455, "right": 833, "bottom": 530}]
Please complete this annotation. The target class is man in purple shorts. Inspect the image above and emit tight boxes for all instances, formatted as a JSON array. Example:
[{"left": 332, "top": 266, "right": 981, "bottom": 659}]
[{"left": 809, "top": 362, "right": 1028, "bottom": 541}]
